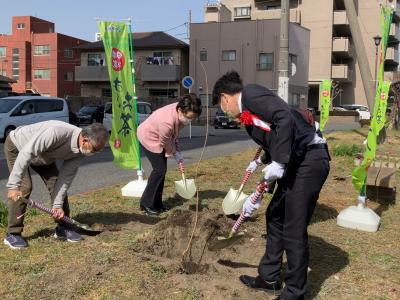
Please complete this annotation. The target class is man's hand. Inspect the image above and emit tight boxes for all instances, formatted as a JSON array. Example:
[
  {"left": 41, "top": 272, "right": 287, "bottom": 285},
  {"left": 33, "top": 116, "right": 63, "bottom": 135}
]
[
  {"left": 174, "top": 151, "right": 184, "bottom": 163},
  {"left": 262, "top": 161, "right": 285, "bottom": 183},
  {"left": 51, "top": 208, "right": 65, "bottom": 220},
  {"left": 246, "top": 158, "right": 262, "bottom": 173},
  {"left": 242, "top": 193, "right": 261, "bottom": 217},
  {"left": 7, "top": 189, "right": 22, "bottom": 202}
]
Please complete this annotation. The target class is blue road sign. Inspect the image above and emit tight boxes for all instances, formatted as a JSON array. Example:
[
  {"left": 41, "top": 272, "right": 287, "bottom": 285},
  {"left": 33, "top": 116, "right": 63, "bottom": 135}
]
[{"left": 182, "top": 76, "right": 194, "bottom": 90}]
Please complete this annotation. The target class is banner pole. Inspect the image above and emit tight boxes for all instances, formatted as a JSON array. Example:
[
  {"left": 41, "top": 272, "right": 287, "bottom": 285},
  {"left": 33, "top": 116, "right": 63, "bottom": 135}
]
[{"left": 128, "top": 18, "right": 143, "bottom": 175}]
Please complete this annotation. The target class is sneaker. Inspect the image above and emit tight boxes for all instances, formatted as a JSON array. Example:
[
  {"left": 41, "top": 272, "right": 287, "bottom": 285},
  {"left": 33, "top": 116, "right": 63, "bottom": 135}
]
[
  {"left": 3, "top": 233, "right": 28, "bottom": 249},
  {"left": 54, "top": 225, "right": 83, "bottom": 242}
]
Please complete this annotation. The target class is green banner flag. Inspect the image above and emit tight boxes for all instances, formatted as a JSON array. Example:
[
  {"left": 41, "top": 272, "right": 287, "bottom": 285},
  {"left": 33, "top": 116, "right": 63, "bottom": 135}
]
[
  {"left": 351, "top": 6, "right": 393, "bottom": 194},
  {"left": 99, "top": 21, "right": 140, "bottom": 169},
  {"left": 378, "top": 6, "right": 394, "bottom": 81},
  {"left": 371, "top": 81, "right": 391, "bottom": 135},
  {"left": 352, "top": 81, "right": 390, "bottom": 192},
  {"left": 319, "top": 80, "right": 332, "bottom": 132}
]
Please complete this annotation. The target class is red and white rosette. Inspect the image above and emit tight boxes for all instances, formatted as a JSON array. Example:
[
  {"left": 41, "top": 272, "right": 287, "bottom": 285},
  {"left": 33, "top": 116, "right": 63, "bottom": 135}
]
[{"left": 239, "top": 111, "right": 271, "bottom": 132}]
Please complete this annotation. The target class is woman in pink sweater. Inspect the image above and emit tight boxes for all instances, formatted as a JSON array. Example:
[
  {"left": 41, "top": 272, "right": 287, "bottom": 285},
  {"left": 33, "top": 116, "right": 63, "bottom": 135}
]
[{"left": 137, "top": 94, "right": 202, "bottom": 215}]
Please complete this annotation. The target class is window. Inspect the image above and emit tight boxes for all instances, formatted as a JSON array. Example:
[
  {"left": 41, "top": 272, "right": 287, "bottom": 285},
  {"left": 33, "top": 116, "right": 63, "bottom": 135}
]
[
  {"left": 234, "top": 7, "right": 251, "bottom": 18},
  {"left": 64, "top": 49, "right": 73, "bottom": 58},
  {"left": 149, "top": 88, "right": 177, "bottom": 98},
  {"left": 102, "top": 88, "right": 112, "bottom": 97},
  {"left": 150, "top": 51, "right": 174, "bottom": 65},
  {"left": 222, "top": 50, "right": 236, "bottom": 61},
  {"left": 64, "top": 71, "right": 73, "bottom": 81},
  {"left": 289, "top": 93, "right": 300, "bottom": 108},
  {"left": 36, "top": 100, "right": 64, "bottom": 113},
  {"left": 0, "top": 70, "right": 6, "bottom": 76},
  {"left": 153, "top": 51, "right": 173, "bottom": 58},
  {"left": 20, "top": 101, "right": 35, "bottom": 114},
  {"left": 12, "top": 48, "right": 19, "bottom": 80},
  {"left": 34, "top": 69, "right": 50, "bottom": 80},
  {"left": 258, "top": 53, "right": 274, "bottom": 70},
  {"left": 88, "top": 53, "right": 102, "bottom": 66},
  {"left": 200, "top": 50, "right": 207, "bottom": 61},
  {"left": 17, "top": 23, "right": 25, "bottom": 29},
  {"left": 34, "top": 45, "right": 50, "bottom": 55},
  {"left": 138, "top": 104, "right": 152, "bottom": 114},
  {"left": 0, "top": 47, "right": 5, "bottom": 57},
  {"left": 289, "top": 54, "right": 297, "bottom": 76}
]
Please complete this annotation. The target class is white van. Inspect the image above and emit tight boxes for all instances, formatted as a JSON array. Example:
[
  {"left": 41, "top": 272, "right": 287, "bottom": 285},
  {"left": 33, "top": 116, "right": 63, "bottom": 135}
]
[
  {"left": 0, "top": 96, "right": 69, "bottom": 140},
  {"left": 103, "top": 101, "right": 152, "bottom": 132},
  {"left": 340, "top": 104, "right": 371, "bottom": 120}
]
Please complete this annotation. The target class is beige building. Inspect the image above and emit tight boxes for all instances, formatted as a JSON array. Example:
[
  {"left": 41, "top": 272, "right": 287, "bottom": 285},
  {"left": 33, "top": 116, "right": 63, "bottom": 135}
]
[
  {"left": 203, "top": 0, "right": 400, "bottom": 109},
  {"left": 190, "top": 19, "right": 310, "bottom": 108},
  {"left": 74, "top": 31, "right": 189, "bottom": 101}
]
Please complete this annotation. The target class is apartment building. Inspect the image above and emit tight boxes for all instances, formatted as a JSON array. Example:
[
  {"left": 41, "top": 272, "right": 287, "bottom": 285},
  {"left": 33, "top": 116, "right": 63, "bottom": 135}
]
[
  {"left": 203, "top": 0, "right": 400, "bottom": 109},
  {"left": 190, "top": 18, "right": 310, "bottom": 107},
  {"left": 74, "top": 31, "right": 189, "bottom": 100},
  {"left": 0, "top": 16, "right": 88, "bottom": 97}
]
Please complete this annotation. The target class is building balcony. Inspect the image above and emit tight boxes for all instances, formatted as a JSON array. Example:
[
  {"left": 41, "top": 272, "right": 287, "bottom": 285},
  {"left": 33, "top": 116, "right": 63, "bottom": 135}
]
[
  {"left": 75, "top": 66, "right": 109, "bottom": 82},
  {"left": 252, "top": 8, "right": 301, "bottom": 24},
  {"left": 333, "top": 10, "right": 350, "bottom": 36},
  {"left": 385, "top": 47, "right": 398, "bottom": 63},
  {"left": 389, "top": 23, "right": 399, "bottom": 46},
  {"left": 141, "top": 64, "right": 181, "bottom": 82},
  {"left": 332, "top": 37, "right": 353, "bottom": 58},
  {"left": 332, "top": 64, "right": 352, "bottom": 82}
]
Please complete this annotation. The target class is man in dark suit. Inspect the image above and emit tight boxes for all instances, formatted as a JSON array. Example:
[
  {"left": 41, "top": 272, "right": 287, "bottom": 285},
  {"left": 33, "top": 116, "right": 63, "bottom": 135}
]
[{"left": 212, "top": 71, "right": 330, "bottom": 300}]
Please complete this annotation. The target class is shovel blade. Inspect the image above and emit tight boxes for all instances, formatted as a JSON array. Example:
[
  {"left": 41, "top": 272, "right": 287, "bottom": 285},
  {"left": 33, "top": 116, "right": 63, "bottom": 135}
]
[
  {"left": 222, "top": 188, "right": 248, "bottom": 215},
  {"left": 208, "top": 231, "right": 245, "bottom": 251},
  {"left": 174, "top": 178, "right": 197, "bottom": 199}
]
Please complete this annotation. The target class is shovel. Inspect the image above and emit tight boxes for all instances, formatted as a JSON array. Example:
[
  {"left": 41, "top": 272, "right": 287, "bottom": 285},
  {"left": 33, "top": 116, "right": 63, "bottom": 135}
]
[
  {"left": 222, "top": 147, "right": 263, "bottom": 215},
  {"left": 208, "top": 180, "right": 268, "bottom": 251},
  {"left": 18, "top": 197, "right": 101, "bottom": 233},
  {"left": 174, "top": 161, "right": 197, "bottom": 199}
]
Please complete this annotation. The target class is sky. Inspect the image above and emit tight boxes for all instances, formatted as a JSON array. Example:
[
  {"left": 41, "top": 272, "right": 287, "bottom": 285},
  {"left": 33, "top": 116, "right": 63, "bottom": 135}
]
[{"left": 0, "top": 0, "right": 207, "bottom": 42}]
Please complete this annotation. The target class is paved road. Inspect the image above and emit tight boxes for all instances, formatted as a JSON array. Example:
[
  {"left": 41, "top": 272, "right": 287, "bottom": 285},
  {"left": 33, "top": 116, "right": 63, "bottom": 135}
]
[{"left": 0, "top": 127, "right": 257, "bottom": 203}]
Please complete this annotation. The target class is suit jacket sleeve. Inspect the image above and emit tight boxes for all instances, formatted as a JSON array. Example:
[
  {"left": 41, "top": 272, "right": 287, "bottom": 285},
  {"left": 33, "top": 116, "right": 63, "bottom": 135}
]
[{"left": 243, "top": 89, "right": 294, "bottom": 164}]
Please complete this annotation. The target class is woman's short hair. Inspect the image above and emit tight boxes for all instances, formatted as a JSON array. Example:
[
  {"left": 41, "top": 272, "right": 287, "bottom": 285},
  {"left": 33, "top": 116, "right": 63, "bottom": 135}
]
[{"left": 176, "top": 93, "right": 202, "bottom": 116}]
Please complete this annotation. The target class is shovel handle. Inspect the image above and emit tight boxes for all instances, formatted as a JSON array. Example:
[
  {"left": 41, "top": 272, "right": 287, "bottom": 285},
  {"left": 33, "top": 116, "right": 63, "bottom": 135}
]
[
  {"left": 178, "top": 161, "right": 185, "bottom": 174},
  {"left": 231, "top": 180, "right": 268, "bottom": 234},
  {"left": 253, "top": 147, "right": 263, "bottom": 160},
  {"left": 19, "top": 197, "right": 76, "bottom": 226},
  {"left": 240, "top": 147, "right": 263, "bottom": 185},
  {"left": 178, "top": 161, "right": 188, "bottom": 188}
]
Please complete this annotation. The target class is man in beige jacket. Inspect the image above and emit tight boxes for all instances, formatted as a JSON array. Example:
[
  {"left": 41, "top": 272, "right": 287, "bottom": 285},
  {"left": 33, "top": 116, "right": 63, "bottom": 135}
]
[{"left": 4, "top": 120, "right": 108, "bottom": 249}]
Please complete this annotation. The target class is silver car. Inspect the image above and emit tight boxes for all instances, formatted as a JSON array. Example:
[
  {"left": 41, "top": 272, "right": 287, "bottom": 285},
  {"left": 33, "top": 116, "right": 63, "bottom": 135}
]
[{"left": 103, "top": 101, "right": 152, "bottom": 132}]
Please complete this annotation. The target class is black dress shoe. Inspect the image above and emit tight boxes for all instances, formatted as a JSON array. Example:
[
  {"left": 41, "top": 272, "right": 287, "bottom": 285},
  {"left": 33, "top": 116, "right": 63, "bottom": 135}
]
[
  {"left": 239, "top": 275, "right": 282, "bottom": 294},
  {"left": 140, "top": 205, "right": 161, "bottom": 216}
]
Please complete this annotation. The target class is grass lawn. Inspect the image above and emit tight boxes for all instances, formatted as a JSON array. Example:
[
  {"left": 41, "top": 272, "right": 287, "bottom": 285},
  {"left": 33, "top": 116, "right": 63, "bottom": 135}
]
[{"left": 0, "top": 128, "right": 399, "bottom": 300}]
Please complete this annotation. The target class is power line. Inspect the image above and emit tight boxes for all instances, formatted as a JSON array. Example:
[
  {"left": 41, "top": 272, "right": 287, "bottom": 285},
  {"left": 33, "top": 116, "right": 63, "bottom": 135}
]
[{"left": 164, "top": 22, "right": 188, "bottom": 33}]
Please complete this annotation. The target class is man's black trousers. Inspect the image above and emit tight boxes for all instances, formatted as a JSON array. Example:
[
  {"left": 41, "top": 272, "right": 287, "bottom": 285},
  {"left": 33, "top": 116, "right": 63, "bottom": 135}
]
[{"left": 258, "top": 146, "right": 330, "bottom": 300}]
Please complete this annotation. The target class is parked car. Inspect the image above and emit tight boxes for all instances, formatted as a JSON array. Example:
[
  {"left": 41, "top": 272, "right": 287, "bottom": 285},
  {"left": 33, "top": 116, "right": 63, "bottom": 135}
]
[
  {"left": 339, "top": 104, "right": 371, "bottom": 120},
  {"left": 103, "top": 101, "right": 152, "bottom": 132},
  {"left": 0, "top": 96, "right": 69, "bottom": 140},
  {"left": 75, "top": 105, "right": 104, "bottom": 124},
  {"left": 213, "top": 108, "right": 240, "bottom": 129}
]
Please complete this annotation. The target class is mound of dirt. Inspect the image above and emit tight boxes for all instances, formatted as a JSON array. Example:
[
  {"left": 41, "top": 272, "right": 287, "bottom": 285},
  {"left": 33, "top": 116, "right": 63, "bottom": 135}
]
[{"left": 132, "top": 208, "right": 244, "bottom": 274}]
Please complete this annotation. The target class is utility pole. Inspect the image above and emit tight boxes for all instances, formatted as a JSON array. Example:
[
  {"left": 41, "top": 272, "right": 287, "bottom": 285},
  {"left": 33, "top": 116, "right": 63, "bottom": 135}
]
[
  {"left": 344, "top": 0, "right": 375, "bottom": 111},
  {"left": 278, "top": 0, "right": 289, "bottom": 103}
]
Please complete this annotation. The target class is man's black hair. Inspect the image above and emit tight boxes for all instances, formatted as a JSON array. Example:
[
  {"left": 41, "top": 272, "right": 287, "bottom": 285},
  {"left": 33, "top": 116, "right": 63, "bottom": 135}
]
[{"left": 212, "top": 70, "right": 243, "bottom": 105}]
